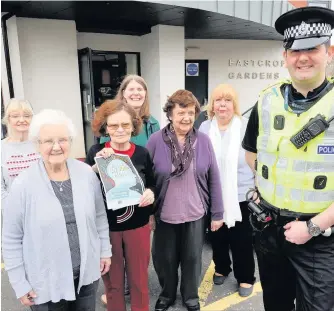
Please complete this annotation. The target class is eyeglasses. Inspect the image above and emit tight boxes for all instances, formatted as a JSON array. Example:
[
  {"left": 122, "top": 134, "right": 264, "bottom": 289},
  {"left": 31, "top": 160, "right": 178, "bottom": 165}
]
[
  {"left": 38, "top": 138, "right": 71, "bottom": 147},
  {"left": 107, "top": 123, "right": 132, "bottom": 131},
  {"left": 9, "top": 114, "right": 32, "bottom": 120}
]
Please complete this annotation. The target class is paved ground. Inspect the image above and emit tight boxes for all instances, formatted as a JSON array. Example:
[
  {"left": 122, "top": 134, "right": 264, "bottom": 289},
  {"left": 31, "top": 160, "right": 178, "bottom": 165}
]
[{"left": 1, "top": 236, "right": 265, "bottom": 311}]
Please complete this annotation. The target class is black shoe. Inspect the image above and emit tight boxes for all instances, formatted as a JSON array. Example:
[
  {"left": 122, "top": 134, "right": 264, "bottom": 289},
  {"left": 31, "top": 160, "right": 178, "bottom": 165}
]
[
  {"left": 186, "top": 303, "right": 200, "bottom": 311},
  {"left": 213, "top": 273, "right": 227, "bottom": 285},
  {"left": 155, "top": 299, "right": 173, "bottom": 311},
  {"left": 238, "top": 284, "right": 254, "bottom": 297}
]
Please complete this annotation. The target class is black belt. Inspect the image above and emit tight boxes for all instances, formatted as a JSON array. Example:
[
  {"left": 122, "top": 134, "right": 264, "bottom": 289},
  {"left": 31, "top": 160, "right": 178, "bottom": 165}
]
[{"left": 259, "top": 199, "right": 317, "bottom": 226}]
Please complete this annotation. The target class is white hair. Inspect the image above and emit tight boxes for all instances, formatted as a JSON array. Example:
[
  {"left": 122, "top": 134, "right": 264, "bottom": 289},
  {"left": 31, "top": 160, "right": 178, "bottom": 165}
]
[{"left": 29, "top": 109, "right": 76, "bottom": 141}]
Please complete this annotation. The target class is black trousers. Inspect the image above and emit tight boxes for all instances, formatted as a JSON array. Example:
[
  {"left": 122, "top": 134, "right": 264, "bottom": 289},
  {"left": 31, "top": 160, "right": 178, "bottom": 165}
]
[
  {"left": 209, "top": 201, "right": 256, "bottom": 284},
  {"left": 152, "top": 217, "right": 206, "bottom": 307},
  {"left": 254, "top": 223, "right": 334, "bottom": 311},
  {"left": 30, "top": 279, "right": 99, "bottom": 311}
]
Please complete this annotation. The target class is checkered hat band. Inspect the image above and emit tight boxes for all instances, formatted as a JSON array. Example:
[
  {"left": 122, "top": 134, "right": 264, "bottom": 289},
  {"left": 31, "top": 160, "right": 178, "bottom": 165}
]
[{"left": 284, "top": 23, "right": 331, "bottom": 40}]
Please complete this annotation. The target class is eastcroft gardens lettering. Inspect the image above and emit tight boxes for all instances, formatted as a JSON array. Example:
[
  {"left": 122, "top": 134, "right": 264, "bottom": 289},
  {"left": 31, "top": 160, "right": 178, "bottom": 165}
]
[{"left": 228, "top": 59, "right": 285, "bottom": 80}]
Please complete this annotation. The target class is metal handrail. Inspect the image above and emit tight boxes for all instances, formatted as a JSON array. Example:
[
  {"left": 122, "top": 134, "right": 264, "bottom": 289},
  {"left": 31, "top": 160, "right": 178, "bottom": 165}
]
[{"left": 242, "top": 106, "right": 254, "bottom": 116}]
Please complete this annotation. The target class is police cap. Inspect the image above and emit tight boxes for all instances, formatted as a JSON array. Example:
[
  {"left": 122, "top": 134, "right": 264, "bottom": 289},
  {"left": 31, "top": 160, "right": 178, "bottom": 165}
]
[{"left": 275, "top": 6, "right": 334, "bottom": 50}]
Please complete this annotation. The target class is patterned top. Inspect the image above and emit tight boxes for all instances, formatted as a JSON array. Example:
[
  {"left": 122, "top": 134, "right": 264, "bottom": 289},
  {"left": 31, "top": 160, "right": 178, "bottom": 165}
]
[
  {"left": 1, "top": 139, "right": 40, "bottom": 209},
  {"left": 51, "top": 179, "right": 81, "bottom": 279}
]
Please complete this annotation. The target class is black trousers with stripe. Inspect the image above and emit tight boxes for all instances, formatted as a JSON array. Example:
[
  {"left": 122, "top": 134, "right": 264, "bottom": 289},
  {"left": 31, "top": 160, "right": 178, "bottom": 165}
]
[{"left": 254, "top": 223, "right": 334, "bottom": 311}]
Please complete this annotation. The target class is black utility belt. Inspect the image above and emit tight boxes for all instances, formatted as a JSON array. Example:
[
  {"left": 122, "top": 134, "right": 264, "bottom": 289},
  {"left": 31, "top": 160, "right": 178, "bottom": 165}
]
[{"left": 260, "top": 199, "right": 317, "bottom": 226}]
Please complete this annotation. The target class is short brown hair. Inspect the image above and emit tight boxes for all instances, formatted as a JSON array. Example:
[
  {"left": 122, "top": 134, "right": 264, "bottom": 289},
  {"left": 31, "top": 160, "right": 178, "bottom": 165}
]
[
  {"left": 91, "top": 99, "right": 142, "bottom": 137},
  {"left": 115, "top": 74, "right": 150, "bottom": 121},
  {"left": 207, "top": 84, "right": 241, "bottom": 119},
  {"left": 163, "top": 90, "right": 201, "bottom": 121}
]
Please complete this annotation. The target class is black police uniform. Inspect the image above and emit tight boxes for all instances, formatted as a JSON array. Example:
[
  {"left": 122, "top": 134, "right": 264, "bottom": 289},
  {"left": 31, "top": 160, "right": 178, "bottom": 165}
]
[{"left": 242, "top": 7, "right": 334, "bottom": 311}]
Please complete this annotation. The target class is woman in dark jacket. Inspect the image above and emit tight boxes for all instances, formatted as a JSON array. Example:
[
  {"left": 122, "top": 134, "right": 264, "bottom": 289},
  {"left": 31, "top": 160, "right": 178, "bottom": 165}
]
[
  {"left": 86, "top": 99, "right": 156, "bottom": 311},
  {"left": 146, "top": 90, "right": 224, "bottom": 311},
  {"left": 99, "top": 75, "right": 159, "bottom": 301}
]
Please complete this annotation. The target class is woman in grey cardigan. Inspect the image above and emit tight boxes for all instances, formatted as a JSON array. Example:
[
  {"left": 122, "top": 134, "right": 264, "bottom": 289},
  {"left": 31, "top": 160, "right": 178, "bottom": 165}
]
[{"left": 2, "top": 109, "right": 112, "bottom": 310}]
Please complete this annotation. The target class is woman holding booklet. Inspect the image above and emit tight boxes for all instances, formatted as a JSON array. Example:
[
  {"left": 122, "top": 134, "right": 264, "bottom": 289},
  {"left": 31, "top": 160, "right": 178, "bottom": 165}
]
[
  {"left": 85, "top": 99, "right": 156, "bottom": 311},
  {"left": 99, "top": 74, "right": 159, "bottom": 302}
]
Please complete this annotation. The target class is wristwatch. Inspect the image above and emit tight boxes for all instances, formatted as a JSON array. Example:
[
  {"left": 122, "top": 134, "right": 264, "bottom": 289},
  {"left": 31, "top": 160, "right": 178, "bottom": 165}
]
[{"left": 306, "top": 220, "right": 322, "bottom": 237}]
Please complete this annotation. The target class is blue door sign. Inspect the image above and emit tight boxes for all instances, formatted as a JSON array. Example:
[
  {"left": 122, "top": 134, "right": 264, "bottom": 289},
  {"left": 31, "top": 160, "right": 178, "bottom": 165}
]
[{"left": 186, "top": 63, "right": 199, "bottom": 76}]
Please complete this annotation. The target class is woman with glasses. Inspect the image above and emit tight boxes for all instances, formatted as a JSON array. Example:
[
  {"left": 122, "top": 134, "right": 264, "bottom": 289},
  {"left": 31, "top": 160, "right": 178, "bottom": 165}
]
[
  {"left": 85, "top": 99, "right": 156, "bottom": 311},
  {"left": 1, "top": 99, "right": 39, "bottom": 211},
  {"left": 99, "top": 75, "right": 160, "bottom": 303},
  {"left": 2, "top": 109, "right": 111, "bottom": 310},
  {"left": 100, "top": 74, "right": 160, "bottom": 147}
]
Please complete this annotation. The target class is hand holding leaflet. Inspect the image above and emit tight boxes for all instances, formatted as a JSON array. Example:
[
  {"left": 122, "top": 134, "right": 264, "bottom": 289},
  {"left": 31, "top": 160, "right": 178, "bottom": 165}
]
[{"left": 94, "top": 154, "right": 144, "bottom": 210}]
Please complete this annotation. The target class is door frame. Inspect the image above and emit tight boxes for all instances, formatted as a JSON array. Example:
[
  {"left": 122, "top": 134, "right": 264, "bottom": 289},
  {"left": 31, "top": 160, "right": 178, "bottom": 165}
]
[
  {"left": 90, "top": 50, "right": 141, "bottom": 76},
  {"left": 77, "top": 49, "right": 141, "bottom": 152}
]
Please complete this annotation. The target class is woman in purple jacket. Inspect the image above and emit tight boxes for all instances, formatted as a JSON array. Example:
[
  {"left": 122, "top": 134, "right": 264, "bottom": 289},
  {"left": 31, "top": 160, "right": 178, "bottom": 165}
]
[{"left": 146, "top": 90, "right": 224, "bottom": 311}]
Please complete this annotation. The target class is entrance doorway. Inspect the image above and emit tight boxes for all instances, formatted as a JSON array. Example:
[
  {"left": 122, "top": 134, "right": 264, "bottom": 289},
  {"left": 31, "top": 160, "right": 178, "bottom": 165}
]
[
  {"left": 185, "top": 60, "right": 208, "bottom": 107},
  {"left": 78, "top": 48, "right": 140, "bottom": 152}
]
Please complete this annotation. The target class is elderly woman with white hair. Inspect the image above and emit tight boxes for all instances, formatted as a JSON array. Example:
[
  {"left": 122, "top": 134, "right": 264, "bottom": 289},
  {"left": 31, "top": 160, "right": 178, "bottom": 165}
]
[
  {"left": 2, "top": 109, "right": 112, "bottom": 310},
  {"left": 1, "top": 99, "right": 39, "bottom": 210}
]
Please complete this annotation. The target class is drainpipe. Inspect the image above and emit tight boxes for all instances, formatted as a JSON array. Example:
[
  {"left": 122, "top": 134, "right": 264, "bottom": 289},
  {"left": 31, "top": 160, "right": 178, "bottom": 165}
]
[{"left": 2, "top": 13, "right": 15, "bottom": 98}]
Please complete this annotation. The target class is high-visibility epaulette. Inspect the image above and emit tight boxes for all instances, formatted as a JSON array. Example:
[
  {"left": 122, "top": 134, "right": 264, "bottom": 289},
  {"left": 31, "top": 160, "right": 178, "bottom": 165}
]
[{"left": 259, "top": 78, "right": 291, "bottom": 97}]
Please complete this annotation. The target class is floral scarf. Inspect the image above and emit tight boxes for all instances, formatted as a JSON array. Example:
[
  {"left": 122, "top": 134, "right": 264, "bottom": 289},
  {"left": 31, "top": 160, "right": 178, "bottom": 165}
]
[{"left": 162, "top": 123, "right": 197, "bottom": 179}]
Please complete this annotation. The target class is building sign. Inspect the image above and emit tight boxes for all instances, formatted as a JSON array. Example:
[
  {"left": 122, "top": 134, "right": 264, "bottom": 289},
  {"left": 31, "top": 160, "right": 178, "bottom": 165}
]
[
  {"left": 186, "top": 63, "right": 199, "bottom": 76},
  {"left": 228, "top": 58, "right": 284, "bottom": 80}
]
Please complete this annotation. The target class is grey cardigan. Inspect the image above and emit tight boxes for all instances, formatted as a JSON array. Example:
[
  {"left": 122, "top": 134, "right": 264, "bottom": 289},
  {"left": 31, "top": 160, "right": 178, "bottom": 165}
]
[{"left": 2, "top": 158, "right": 111, "bottom": 304}]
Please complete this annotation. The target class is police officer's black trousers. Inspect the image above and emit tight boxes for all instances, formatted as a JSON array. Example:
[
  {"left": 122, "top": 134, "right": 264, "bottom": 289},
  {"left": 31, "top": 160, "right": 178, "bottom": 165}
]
[
  {"left": 254, "top": 223, "right": 334, "bottom": 311},
  {"left": 209, "top": 201, "right": 256, "bottom": 284}
]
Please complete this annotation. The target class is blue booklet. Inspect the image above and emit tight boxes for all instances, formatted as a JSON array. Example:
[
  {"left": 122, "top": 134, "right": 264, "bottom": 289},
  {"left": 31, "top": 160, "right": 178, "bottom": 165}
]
[{"left": 95, "top": 154, "right": 144, "bottom": 210}]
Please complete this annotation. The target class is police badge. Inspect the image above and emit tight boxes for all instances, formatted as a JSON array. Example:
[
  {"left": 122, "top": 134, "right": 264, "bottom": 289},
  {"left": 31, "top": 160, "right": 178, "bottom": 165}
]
[{"left": 297, "top": 21, "right": 309, "bottom": 36}]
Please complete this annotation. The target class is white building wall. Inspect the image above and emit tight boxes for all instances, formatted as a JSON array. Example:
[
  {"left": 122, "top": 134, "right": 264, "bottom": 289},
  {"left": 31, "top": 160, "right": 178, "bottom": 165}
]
[
  {"left": 154, "top": 25, "right": 185, "bottom": 126},
  {"left": 15, "top": 18, "right": 85, "bottom": 158},
  {"left": 77, "top": 33, "right": 141, "bottom": 52},
  {"left": 185, "top": 39, "right": 289, "bottom": 112},
  {"left": 141, "top": 27, "right": 162, "bottom": 124}
]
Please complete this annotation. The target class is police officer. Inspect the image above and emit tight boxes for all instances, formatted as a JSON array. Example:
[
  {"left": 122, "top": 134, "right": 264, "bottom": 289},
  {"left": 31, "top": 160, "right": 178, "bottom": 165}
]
[{"left": 242, "top": 6, "right": 334, "bottom": 311}]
